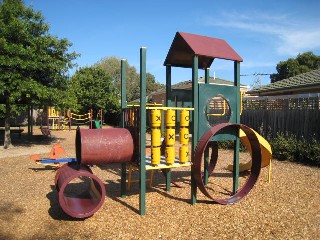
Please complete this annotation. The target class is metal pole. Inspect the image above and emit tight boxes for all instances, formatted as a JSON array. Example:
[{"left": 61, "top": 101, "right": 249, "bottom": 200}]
[
  {"left": 121, "top": 59, "right": 127, "bottom": 198},
  {"left": 165, "top": 65, "right": 172, "bottom": 192},
  {"left": 166, "top": 65, "right": 172, "bottom": 107},
  {"left": 139, "top": 47, "right": 147, "bottom": 215},
  {"left": 204, "top": 68, "right": 210, "bottom": 185},
  {"left": 233, "top": 61, "right": 241, "bottom": 193},
  {"left": 191, "top": 55, "right": 199, "bottom": 204}
]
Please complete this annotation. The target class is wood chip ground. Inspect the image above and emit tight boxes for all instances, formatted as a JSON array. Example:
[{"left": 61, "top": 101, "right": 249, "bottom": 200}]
[{"left": 0, "top": 128, "right": 319, "bottom": 239}]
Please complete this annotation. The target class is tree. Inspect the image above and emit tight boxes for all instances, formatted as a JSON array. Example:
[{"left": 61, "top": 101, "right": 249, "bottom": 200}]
[
  {"left": 69, "top": 66, "right": 120, "bottom": 125},
  {"left": 95, "top": 57, "right": 164, "bottom": 102},
  {"left": 0, "top": 0, "right": 78, "bottom": 148},
  {"left": 270, "top": 52, "right": 320, "bottom": 83},
  {"left": 146, "top": 72, "right": 163, "bottom": 96}
]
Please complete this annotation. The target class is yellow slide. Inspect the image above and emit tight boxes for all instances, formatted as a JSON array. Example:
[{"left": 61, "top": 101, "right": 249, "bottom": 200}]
[{"left": 227, "top": 128, "right": 272, "bottom": 182}]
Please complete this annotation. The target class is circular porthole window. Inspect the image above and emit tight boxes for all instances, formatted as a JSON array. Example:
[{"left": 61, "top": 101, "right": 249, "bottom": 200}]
[{"left": 205, "top": 95, "right": 231, "bottom": 126}]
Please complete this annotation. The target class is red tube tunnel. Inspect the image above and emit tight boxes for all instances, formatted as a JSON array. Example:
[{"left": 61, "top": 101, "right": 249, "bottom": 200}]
[
  {"left": 55, "top": 163, "right": 106, "bottom": 218},
  {"left": 55, "top": 127, "right": 135, "bottom": 218},
  {"left": 76, "top": 128, "right": 135, "bottom": 166}
]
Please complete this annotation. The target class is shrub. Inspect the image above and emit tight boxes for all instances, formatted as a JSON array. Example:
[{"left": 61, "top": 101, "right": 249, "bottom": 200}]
[
  {"left": 198, "top": 132, "right": 320, "bottom": 167},
  {"left": 270, "top": 133, "right": 320, "bottom": 167},
  {"left": 217, "top": 140, "right": 247, "bottom": 152},
  {"left": 270, "top": 133, "right": 297, "bottom": 161},
  {"left": 293, "top": 138, "right": 320, "bottom": 166}
]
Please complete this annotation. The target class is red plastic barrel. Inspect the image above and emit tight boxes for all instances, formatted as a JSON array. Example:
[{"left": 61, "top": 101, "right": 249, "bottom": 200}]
[
  {"left": 76, "top": 128, "right": 134, "bottom": 165},
  {"left": 55, "top": 163, "right": 106, "bottom": 218}
]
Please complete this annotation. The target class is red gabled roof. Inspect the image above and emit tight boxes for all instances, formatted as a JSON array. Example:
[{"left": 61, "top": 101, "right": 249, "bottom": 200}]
[{"left": 164, "top": 32, "right": 243, "bottom": 69}]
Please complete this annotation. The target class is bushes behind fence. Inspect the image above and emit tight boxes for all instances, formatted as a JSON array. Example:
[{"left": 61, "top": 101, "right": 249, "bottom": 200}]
[
  {"left": 270, "top": 133, "right": 320, "bottom": 167},
  {"left": 217, "top": 132, "right": 320, "bottom": 167}
]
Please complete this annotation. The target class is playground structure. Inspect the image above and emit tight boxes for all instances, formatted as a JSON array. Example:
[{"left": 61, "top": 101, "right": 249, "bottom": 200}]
[
  {"left": 47, "top": 107, "right": 61, "bottom": 130},
  {"left": 53, "top": 32, "right": 272, "bottom": 218},
  {"left": 226, "top": 128, "right": 272, "bottom": 182},
  {"left": 30, "top": 143, "right": 76, "bottom": 168},
  {"left": 46, "top": 107, "right": 103, "bottom": 131}
]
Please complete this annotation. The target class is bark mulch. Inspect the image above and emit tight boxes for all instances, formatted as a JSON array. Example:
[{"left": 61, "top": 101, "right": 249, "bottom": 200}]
[{"left": 0, "top": 128, "right": 319, "bottom": 239}]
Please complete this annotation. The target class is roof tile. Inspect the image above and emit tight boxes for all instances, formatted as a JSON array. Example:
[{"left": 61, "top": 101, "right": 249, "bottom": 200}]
[{"left": 248, "top": 68, "right": 320, "bottom": 96}]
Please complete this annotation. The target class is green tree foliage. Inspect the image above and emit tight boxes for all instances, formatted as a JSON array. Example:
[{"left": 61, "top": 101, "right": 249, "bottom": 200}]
[
  {"left": 0, "top": 0, "right": 78, "bottom": 148},
  {"left": 69, "top": 66, "right": 120, "bottom": 125},
  {"left": 95, "top": 56, "right": 164, "bottom": 102},
  {"left": 270, "top": 52, "right": 320, "bottom": 83}
]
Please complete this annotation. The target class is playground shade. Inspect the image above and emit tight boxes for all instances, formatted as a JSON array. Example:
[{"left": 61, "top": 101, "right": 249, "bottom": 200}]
[{"left": 164, "top": 32, "right": 243, "bottom": 69}]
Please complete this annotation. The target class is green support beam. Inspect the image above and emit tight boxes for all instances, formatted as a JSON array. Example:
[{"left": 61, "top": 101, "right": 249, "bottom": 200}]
[
  {"left": 233, "top": 61, "right": 241, "bottom": 193},
  {"left": 191, "top": 55, "right": 199, "bottom": 205},
  {"left": 165, "top": 65, "right": 172, "bottom": 192},
  {"left": 121, "top": 59, "right": 127, "bottom": 120},
  {"left": 203, "top": 68, "right": 210, "bottom": 185},
  {"left": 139, "top": 47, "right": 147, "bottom": 215},
  {"left": 166, "top": 65, "right": 172, "bottom": 107},
  {"left": 120, "top": 59, "right": 127, "bottom": 198}
]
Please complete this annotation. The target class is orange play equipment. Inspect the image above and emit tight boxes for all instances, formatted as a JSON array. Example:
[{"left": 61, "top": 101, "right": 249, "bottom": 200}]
[{"left": 30, "top": 143, "right": 66, "bottom": 168}]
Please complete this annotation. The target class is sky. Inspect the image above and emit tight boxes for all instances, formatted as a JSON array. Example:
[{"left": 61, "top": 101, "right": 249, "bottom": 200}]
[{"left": 24, "top": 0, "right": 320, "bottom": 87}]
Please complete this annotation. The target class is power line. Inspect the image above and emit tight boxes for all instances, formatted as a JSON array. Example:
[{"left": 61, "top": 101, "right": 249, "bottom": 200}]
[
  {"left": 240, "top": 73, "right": 274, "bottom": 77},
  {"left": 240, "top": 73, "right": 275, "bottom": 89}
]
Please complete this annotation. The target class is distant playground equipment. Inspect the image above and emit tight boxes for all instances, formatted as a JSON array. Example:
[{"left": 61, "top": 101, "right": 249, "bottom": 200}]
[
  {"left": 88, "top": 109, "right": 103, "bottom": 129},
  {"left": 45, "top": 107, "right": 103, "bottom": 133},
  {"left": 30, "top": 143, "right": 76, "bottom": 168},
  {"left": 69, "top": 111, "right": 91, "bottom": 128},
  {"left": 47, "top": 107, "right": 60, "bottom": 130},
  {"left": 52, "top": 32, "right": 272, "bottom": 218}
]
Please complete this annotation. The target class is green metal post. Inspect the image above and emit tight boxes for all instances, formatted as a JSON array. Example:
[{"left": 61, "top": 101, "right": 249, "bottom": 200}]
[
  {"left": 121, "top": 59, "right": 127, "bottom": 198},
  {"left": 139, "top": 47, "right": 147, "bottom": 215},
  {"left": 203, "top": 68, "right": 210, "bottom": 185},
  {"left": 234, "top": 61, "right": 241, "bottom": 122},
  {"left": 233, "top": 61, "right": 241, "bottom": 194},
  {"left": 191, "top": 55, "right": 199, "bottom": 204},
  {"left": 121, "top": 59, "right": 127, "bottom": 127},
  {"left": 165, "top": 65, "right": 172, "bottom": 192},
  {"left": 166, "top": 65, "right": 172, "bottom": 107},
  {"left": 205, "top": 68, "right": 210, "bottom": 84}
]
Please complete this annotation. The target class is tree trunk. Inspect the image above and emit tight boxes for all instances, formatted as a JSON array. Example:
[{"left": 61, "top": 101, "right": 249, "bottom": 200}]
[{"left": 4, "top": 96, "right": 12, "bottom": 149}]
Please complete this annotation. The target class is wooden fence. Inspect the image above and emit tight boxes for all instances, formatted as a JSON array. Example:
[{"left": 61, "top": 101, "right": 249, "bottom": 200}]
[{"left": 241, "top": 96, "right": 320, "bottom": 140}]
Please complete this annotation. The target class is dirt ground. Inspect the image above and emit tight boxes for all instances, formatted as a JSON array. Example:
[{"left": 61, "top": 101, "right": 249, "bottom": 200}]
[{"left": 0, "top": 127, "right": 319, "bottom": 240}]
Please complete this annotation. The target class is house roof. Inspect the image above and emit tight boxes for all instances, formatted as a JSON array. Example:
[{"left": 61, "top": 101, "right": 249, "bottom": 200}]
[
  {"left": 164, "top": 32, "right": 243, "bottom": 69},
  {"left": 174, "top": 77, "right": 248, "bottom": 88},
  {"left": 149, "top": 77, "right": 248, "bottom": 96},
  {"left": 247, "top": 68, "right": 320, "bottom": 96}
]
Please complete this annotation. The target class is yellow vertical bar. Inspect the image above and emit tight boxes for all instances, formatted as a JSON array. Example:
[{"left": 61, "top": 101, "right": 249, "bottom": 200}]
[
  {"left": 151, "top": 109, "right": 162, "bottom": 165},
  {"left": 179, "top": 110, "right": 190, "bottom": 163},
  {"left": 268, "top": 159, "right": 272, "bottom": 183},
  {"left": 165, "top": 109, "right": 175, "bottom": 165}
]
